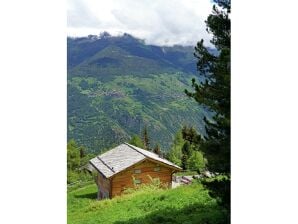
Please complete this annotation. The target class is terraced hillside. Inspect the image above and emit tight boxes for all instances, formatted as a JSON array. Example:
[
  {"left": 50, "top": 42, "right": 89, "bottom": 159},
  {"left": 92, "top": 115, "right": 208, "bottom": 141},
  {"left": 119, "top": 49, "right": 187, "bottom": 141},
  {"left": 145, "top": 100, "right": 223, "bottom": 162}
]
[{"left": 68, "top": 33, "right": 211, "bottom": 153}]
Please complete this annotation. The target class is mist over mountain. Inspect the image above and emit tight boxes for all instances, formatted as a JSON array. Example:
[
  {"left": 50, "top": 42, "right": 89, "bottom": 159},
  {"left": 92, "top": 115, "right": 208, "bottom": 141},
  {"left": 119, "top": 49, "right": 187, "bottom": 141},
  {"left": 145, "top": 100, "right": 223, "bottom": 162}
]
[
  {"left": 68, "top": 32, "right": 199, "bottom": 75},
  {"left": 67, "top": 32, "right": 212, "bottom": 153}
]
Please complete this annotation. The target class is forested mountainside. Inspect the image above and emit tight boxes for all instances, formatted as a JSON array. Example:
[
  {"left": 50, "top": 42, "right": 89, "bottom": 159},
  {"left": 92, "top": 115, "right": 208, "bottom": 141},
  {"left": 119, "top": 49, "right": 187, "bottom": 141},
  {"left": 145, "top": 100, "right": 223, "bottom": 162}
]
[{"left": 67, "top": 33, "right": 211, "bottom": 153}]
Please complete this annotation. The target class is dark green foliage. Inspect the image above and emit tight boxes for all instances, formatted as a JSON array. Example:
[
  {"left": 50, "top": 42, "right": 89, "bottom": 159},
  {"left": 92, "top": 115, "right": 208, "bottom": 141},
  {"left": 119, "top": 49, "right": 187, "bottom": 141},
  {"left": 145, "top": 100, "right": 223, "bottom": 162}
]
[
  {"left": 181, "top": 154, "right": 188, "bottom": 171},
  {"left": 202, "top": 176, "right": 230, "bottom": 212},
  {"left": 181, "top": 142, "right": 191, "bottom": 170},
  {"left": 67, "top": 139, "right": 81, "bottom": 170},
  {"left": 67, "top": 139, "right": 93, "bottom": 184},
  {"left": 168, "top": 131, "right": 185, "bottom": 166},
  {"left": 185, "top": 2, "right": 231, "bottom": 169},
  {"left": 79, "top": 146, "right": 85, "bottom": 158},
  {"left": 182, "top": 125, "right": 201, "bottom": 145},
  {"left": 185, "top": 0, "right": 230, "bottom": 173},
  {"left": 142, "top": 126, "right": 150, "bottom": 151},
  {"left": 153, "top": 144, "right": 161, "bottom": 156},
  {"left": 181, "top": 141, "right": 191, "bottom": 157},
  {"left": 185, "top": 0, "right": 231, "bottom": 218},
  {"left": 168, "top": 130, "right": 206, "bottom": 171},
  {"left": 128, "top": 135, "right": 144, "bottom": 148}
]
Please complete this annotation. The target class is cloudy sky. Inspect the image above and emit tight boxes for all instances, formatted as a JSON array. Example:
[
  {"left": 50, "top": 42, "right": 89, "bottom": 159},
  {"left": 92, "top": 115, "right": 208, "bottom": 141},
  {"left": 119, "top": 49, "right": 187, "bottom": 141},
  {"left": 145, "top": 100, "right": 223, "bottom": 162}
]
[{"left": 67, "top": 0, "right": 214, "bottom": 46}]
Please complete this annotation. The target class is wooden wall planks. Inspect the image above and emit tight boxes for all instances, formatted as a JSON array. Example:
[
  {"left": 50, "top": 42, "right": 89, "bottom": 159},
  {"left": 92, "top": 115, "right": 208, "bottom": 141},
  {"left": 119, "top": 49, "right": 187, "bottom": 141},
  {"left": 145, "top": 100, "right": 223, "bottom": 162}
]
[{"left": 111, "top": 159, "right": 173, "bottom": 197}]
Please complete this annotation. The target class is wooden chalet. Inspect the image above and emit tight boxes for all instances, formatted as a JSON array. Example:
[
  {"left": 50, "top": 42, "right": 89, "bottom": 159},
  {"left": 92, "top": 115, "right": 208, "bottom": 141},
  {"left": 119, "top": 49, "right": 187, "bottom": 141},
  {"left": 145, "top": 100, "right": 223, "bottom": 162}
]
[{"left": 87, "top": 143, "right": 182, "bottom": 199}]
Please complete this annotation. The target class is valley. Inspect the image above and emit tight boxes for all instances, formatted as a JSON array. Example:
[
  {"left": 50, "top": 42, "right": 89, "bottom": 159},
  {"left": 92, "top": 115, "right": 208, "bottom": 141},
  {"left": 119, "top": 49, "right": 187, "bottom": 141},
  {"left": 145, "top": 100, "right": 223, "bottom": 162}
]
[{"left": 67, "top": 33, "right": 210, "bottom": 153}]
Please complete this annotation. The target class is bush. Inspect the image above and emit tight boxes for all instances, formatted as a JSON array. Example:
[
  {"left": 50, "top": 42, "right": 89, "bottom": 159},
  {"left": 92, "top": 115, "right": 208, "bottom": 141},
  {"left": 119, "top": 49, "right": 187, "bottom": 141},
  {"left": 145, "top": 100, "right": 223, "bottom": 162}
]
[
  {"left": 123, "top": 175, "right": 168, "bottom": 195},
  {"left": 187, "top": 150, "right": 206, "bottom": 173}
]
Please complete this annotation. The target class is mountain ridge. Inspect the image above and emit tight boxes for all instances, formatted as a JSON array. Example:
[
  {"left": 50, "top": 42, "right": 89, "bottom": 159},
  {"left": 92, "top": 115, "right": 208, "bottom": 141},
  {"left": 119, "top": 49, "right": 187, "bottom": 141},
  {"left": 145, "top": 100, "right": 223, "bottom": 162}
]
[{"left": 67, "top": 33, "right": 211, "bottom": 153}]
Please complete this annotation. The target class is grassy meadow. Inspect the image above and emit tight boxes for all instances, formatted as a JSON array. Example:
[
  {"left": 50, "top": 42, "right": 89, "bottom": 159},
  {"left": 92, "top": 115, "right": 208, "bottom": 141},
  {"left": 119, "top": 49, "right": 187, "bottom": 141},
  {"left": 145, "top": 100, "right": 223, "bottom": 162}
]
[{"left": 67, "top": 182, "right": 227, "bottom": 224}]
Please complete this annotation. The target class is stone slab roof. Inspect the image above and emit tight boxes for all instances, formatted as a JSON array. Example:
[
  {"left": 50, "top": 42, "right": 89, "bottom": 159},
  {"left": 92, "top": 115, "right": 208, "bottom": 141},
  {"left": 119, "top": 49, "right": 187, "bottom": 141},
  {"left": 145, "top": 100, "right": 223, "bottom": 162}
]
[{"left": 89, "top": 143, "right": 182, "bottom": 178}]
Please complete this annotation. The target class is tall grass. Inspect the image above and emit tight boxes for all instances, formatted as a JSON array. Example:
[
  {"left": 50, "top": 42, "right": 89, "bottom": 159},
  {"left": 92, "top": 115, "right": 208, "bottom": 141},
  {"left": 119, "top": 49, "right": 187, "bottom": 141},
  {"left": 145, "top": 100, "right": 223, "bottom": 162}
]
[{"left": 68, "top": 181, "right": 228, "bottom": 224}]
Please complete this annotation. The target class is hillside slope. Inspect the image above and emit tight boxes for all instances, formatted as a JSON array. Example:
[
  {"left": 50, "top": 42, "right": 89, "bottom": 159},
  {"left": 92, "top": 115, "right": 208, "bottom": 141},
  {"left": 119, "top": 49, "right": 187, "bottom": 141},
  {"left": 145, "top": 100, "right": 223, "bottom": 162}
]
[
  {"left": 68, "top": 33, "right": 197, "bottom": 75},
  {"left": 67, "top": 33, "right": 211, "bottom": 153}
]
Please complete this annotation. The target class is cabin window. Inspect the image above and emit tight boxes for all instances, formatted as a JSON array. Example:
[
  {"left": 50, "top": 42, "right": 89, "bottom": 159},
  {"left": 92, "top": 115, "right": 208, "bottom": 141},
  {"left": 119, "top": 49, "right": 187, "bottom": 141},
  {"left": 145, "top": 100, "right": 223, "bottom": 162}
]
[
  {"left": 134, "top": 179, "right": 141, "bottom": 184},
  {"left": 134, "top": 169, "right": 141, "bottom": 174},
  {"left": 154, "top": 167, "right": 161, "bottom": 172}
]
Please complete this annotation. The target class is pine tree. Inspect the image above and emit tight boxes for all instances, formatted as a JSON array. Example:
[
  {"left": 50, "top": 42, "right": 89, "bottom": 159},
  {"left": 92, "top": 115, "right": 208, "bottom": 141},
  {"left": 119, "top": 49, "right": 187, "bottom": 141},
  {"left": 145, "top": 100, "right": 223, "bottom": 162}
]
[
  {"left": 185, "top": 0, "right": 230, "bottom": 173},
  {"left": 142, "top": 126, "right": 150, "bottom": 151},
  {"left": 184, "top": 0, "right": 231, "bottom": 213},
  {"left": 181, "top": 142, "right": 191, "bottom": 170},
  {"left": 181, "top": 154, "right": 188, "bottom": 171},
  {"left": 67, "top": 139, "right": 81, "bottom": 170},
  {"left": 153, "top": 144, "right": 161, "bottom": 156},
  {"left": 168, "top": 130, "right": 185, "bottom": 166},
  {"left": 187, "top": 151, "right": 205, "bottom": 173},
  {"left": 79, "top": 146, "right": 85, "bottom": 158},
  {"left": 182, "top": 126, "right": 201, "bottom": 145}
]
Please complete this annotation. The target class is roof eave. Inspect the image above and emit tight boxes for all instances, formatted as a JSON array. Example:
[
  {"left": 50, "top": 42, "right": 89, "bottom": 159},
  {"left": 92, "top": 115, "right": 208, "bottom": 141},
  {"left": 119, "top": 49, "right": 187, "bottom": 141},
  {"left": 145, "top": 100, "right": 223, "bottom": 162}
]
[
  {"left": 89, "top": 160, "right": 109, "bottom": 179},
  {"left": 144, "top": 157, "right": 182, "bottom": 171}
]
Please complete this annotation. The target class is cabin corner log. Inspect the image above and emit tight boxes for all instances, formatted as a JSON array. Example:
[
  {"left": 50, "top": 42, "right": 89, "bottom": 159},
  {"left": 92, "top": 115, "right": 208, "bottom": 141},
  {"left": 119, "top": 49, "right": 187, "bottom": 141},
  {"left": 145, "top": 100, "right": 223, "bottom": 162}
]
[{"left": 96, "top": 172, "right": 111, "bottom": 199}]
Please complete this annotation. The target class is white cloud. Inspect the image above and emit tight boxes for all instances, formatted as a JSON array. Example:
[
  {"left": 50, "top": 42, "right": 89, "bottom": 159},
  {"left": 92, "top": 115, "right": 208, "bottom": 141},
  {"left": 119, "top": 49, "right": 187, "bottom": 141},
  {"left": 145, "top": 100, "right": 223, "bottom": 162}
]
[{"left": 67, "top": 0, "right": 214, "bottom": 46}]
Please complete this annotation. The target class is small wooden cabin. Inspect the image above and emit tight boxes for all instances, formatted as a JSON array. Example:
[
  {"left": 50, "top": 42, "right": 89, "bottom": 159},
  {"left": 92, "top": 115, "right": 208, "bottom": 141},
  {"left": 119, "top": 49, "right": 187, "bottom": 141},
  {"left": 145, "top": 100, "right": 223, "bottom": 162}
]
[{"left": 88, "top": 143, "right": 182, "bottom": 199}]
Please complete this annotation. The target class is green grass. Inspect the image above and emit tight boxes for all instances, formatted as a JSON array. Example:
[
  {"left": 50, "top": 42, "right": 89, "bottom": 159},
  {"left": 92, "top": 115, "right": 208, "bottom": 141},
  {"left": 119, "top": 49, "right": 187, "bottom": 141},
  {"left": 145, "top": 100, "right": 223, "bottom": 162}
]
[{"left": 68, "top": 182, "right": 227, "bottom": 224}]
